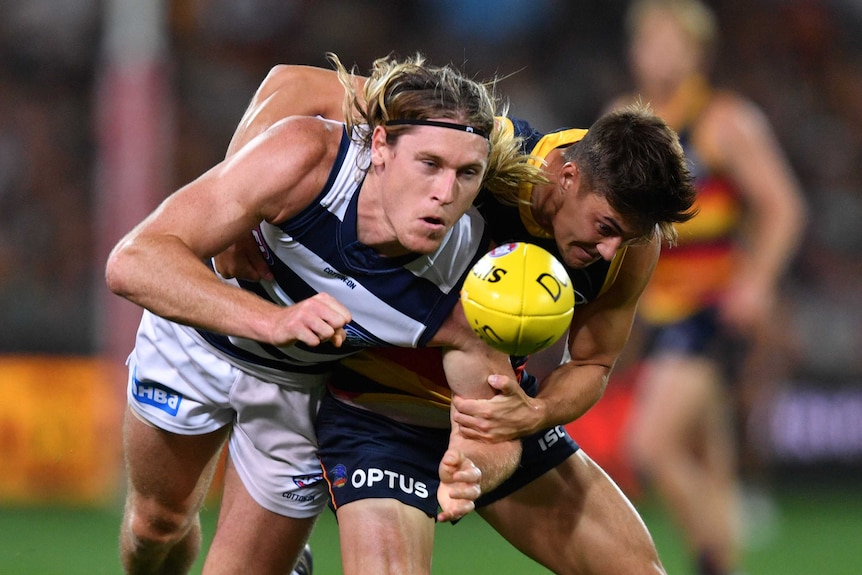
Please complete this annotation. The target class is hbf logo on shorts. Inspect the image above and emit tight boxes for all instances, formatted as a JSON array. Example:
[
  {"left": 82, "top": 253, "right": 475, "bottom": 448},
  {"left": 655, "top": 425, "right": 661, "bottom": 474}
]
[{"left": 132, "top": 371, "right": 182, "bottom": 416}]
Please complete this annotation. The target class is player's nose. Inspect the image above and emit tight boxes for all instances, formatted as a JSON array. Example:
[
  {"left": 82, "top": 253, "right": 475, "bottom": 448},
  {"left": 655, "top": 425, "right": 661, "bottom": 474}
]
[
  {"left": 431, "top": 170, "right": 458, "bottom": 204},
  {"left": 596, "top": 237, "right": 623, "bottom": 261}
]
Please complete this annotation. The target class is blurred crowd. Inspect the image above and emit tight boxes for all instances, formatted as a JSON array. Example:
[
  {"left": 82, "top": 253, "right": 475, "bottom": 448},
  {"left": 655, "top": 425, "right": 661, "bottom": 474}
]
[{"left": 1, "top": 0, "right": 861, "bottom": 381}]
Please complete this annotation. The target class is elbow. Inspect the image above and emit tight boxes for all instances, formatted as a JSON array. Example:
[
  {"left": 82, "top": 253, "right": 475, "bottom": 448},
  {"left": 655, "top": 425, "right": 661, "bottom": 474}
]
[
  {"left": 104, "top": 243, "right": 135, "bottom": 298},
  {"left": 588, "top": 366, "right": 612, "bottom": 406}
]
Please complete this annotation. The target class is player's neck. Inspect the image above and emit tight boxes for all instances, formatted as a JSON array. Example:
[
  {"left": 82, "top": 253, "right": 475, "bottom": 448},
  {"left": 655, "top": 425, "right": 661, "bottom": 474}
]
[
  {"left": 355, "top": 181, "right": 407, "bottom": 257},
  {"left": 529, "top": 183, "right": 556, "bottom": 235}
]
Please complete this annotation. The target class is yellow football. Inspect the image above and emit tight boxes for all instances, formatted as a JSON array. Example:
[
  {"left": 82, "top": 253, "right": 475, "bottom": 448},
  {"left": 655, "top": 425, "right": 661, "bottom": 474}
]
[{"left": 460, "top": 242, "right": 575, "bottom": 356}]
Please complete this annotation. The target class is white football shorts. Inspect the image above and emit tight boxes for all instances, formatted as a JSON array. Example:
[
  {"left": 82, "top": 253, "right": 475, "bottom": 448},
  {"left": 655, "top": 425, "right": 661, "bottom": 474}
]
[{"left": 127, "top": 310, "right": 329, "bottom": 518}]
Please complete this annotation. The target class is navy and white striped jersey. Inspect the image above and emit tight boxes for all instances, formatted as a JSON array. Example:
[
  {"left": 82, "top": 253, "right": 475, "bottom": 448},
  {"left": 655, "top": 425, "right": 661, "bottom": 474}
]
[{"left": 196, "top": 125, "right": 490, "bottom": 376}]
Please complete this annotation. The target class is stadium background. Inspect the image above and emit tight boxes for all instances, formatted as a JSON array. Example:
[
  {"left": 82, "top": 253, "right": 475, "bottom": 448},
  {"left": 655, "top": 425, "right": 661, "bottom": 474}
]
[{"left": 0, "top": 0, "right": 860, "bottom": 572}]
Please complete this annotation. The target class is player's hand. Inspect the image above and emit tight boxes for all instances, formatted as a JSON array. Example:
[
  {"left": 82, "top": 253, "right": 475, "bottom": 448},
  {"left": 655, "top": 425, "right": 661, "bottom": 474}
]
[
  {"left": 269, "top": 292, "right": 351, "bottom": 348},
  {"left": 718, "top": 276, "right": 774, "bottom": 335},
  {"left": 436, "top": 448, "right": 481, "bottom": 523},
  {"left": 214, "top": 232, "right": 274, "bottom": 282},
  {"left": 451, "top": 374, "right": 540, "bottom": 442}
]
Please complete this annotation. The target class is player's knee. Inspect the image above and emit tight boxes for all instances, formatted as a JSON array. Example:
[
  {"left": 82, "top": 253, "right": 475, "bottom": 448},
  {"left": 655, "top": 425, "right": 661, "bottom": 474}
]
[{"left": 125, "top": 503, "right": 198, "bottom": 552}]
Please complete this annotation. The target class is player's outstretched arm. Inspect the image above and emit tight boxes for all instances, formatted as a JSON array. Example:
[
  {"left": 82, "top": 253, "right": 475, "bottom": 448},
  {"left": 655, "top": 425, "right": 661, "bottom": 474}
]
[
  {"left": 106, "top": 117, "right": 352, "bottom": 347},
  {"left": 433, "top": 304, "right": 523, "bottom": 495}
]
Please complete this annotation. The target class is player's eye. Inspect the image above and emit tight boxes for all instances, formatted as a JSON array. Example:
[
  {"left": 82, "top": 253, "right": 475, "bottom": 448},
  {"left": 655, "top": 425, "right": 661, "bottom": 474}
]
[{"left": 598, "top": 222, "right": 615, "bottom": 236}]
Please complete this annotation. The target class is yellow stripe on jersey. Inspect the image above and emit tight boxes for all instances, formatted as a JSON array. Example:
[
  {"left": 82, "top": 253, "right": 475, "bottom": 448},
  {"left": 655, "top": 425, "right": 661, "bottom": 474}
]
[
  {"left": 335, "top": 350, "right": 452, "bottom": 427},
  {"left": 598, "top": 246, "right": 628, "bottom": 297},
  {"left": 498, "top": 117, "right": 589, "bottom": 240}
]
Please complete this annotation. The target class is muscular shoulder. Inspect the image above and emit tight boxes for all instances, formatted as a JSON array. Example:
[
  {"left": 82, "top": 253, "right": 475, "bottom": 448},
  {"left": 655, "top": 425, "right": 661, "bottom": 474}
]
[
  {"left": 260, "top": 64, "right": 364, "bottom": 120},
  {"left": 696, "top": 90, "right": 774, "bottom": 168},
  {"left": 266, "top": 114, "right": 341, "bottom": 144},
  {"left": 230, "top": 116, "right": 346, "bottom": 223}
]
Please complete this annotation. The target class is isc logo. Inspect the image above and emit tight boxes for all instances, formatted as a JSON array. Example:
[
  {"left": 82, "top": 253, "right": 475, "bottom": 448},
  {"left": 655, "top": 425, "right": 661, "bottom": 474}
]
[
  {"left": 537, "top": 426, "right": 567, "bottom": 451},
  {"left": 131, "top": 375, "right": 182, "bottom": 416}
]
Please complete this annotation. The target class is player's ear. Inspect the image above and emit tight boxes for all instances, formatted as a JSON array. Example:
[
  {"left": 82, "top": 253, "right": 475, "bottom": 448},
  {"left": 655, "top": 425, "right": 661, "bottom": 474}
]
[
  {"left": 370, "top": 125, "right": 389, "bottom": 166},
  {"left": 560, "top": 162, "right": 579, "bottom": 192}
]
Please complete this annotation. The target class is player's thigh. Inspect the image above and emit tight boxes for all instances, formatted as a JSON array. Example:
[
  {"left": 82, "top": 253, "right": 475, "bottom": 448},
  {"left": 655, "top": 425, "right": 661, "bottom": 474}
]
[
  {"left": 632, "top": 355, "right": 719, "bottom": 450},
  {"left": 123, "top": 406, "right": 229, "bottom": 511},
  {"left": 203, "top": 456, "right": 317, "bottom": 575},
  {"left": 479, "top": 450, "right": 663, "bottom": 575},
  {"left": 336, "top": 498, "right": 435, "bottom": 575}
]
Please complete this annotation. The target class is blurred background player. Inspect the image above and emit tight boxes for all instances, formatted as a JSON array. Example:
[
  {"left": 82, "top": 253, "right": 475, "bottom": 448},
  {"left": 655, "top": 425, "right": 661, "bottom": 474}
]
[{"left": 608, "top": 1, "right": 808, "bottom": 574}]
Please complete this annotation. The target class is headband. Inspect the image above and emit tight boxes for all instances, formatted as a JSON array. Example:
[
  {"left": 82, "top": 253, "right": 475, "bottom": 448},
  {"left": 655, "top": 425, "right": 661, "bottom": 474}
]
[{"left": 385, "top": 119, "right": 489, "bottom": 139}]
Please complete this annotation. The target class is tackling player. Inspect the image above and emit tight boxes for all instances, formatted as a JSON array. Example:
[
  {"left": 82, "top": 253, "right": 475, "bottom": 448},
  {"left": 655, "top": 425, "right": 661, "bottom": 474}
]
[{"left": 215, "top": 63, "right": 697, "bottom": 574}]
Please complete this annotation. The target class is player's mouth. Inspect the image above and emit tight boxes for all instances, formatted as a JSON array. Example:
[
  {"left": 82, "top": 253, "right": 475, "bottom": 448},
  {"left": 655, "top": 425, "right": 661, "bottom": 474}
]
[
  {"left": 565, "top": 244, "right": 600, "bottom": 267},
  {"left": 421, "top": 216, "right": 446, "bottom": 231}
]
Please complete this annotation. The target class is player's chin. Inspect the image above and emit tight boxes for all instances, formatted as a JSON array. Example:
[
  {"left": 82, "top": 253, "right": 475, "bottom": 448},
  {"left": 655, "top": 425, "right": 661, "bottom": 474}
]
[{"left": 404, "top": 232, "right": 445, "bottom": 255}]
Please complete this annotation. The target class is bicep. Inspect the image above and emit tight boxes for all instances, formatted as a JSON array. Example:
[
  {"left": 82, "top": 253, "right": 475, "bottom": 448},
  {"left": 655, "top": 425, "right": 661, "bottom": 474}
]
[
  {"left": 435, "top": 303, "right": 515, "bottom": 399},
  {"left": 142, "top": 122, "right": 326, "bottom": 259},
  {"left": 129, "top": 168, "right": 266, "bottom": 262},
  {"left": 566, "top": 296, "right": 636, "bottom": 369}
]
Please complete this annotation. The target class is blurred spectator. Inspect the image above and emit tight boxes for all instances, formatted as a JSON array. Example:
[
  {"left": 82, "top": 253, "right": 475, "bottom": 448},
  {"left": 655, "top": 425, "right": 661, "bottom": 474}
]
[{"left": 0, "top": 0, "right": 100, "bottom": 353}]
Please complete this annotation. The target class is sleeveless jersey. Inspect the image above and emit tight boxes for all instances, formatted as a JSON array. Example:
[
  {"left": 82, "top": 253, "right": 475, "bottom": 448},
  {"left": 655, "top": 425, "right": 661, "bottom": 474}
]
[
  {"left": 637, "top": 87, "right": 742, "bottom": 325},
  {"left": 195, "top": 125, "right": 490, "bottom": 378},
  {"left": 330, "top": 118, "right": 627, "bottom": 425}
]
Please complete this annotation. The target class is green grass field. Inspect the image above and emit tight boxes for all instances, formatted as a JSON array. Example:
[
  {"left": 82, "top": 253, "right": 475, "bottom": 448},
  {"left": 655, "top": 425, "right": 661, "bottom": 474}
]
[{"left": 1, "top": 480, "right": 860, "bottom": 574}]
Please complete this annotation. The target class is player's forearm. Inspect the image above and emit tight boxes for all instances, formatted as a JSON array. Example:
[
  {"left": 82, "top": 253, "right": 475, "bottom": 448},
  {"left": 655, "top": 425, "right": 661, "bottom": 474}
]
[
  {"left": 533, "top": 361, "right": 610, "bottom": 428},
  {"left": 448, "top": 423, "right": 522, "bottom": 492},
  {"left": 106, "top": 234, "right": 275, "bottom": 339},
  {"left": 744, "top": 194, "right": 807, "bottom": 290},
  {"left": 440, "top": 332, "right": 515, "bottom": 401}
]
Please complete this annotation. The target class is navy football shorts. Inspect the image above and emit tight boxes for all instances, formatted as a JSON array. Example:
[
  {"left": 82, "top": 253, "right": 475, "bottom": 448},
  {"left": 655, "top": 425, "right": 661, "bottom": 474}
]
[
  {"left": 643, "top": 306, "right": 750, "bottom": 383},
  {"left": 315, "top": 388, "right": 579, "bottom": 518}
]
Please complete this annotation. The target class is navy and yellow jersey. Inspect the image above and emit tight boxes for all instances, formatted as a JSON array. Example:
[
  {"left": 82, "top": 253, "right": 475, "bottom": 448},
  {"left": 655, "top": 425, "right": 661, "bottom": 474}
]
[
  {"left": 637, "top": 86, "right": 743, "bottom": 325},
  {"left": 330, "top": 117, "right": 628, "bottom": 425},
  {"left": 479, "top": 117, "right": 626, "bottom": 306}
]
